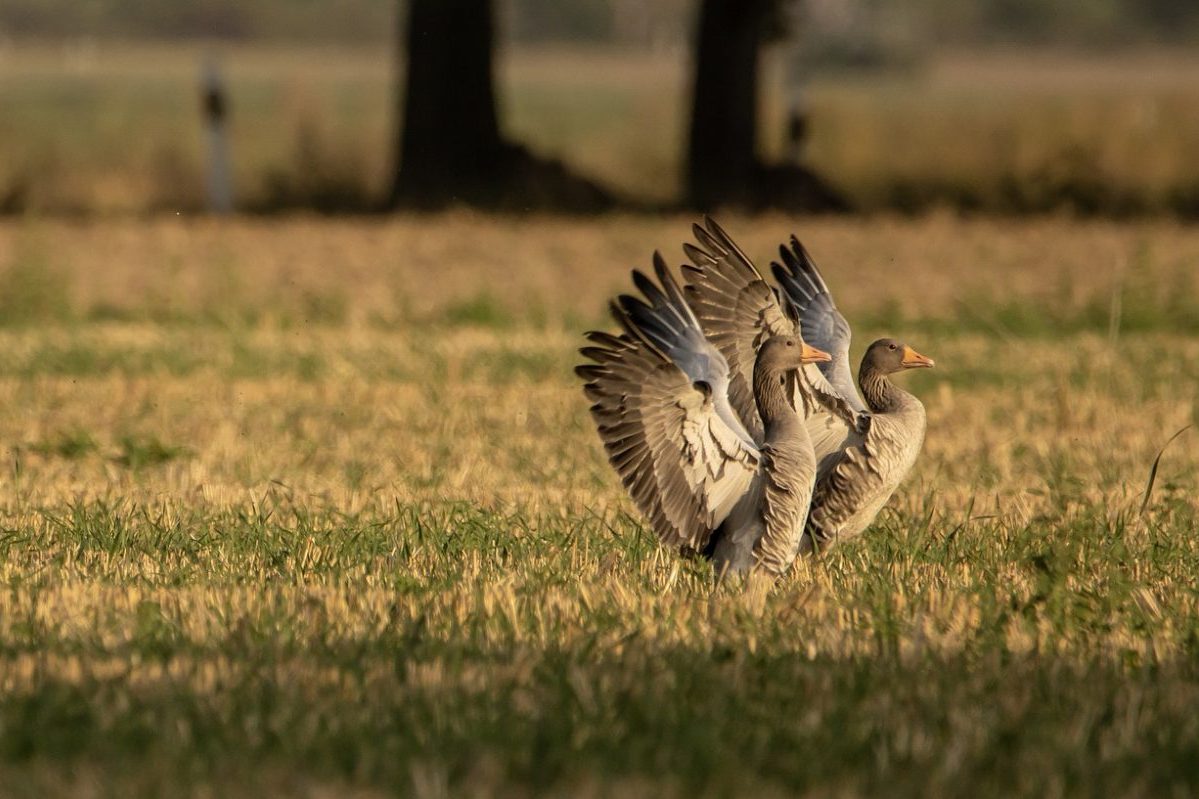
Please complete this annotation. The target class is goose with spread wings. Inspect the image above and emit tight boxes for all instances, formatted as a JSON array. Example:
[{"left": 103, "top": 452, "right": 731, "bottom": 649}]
[
  {"left": 682, "top": 217, "right": 935, "bottom": 555},
  {"left": 577, "top": 255, "right": 832, "bottom": 576}
]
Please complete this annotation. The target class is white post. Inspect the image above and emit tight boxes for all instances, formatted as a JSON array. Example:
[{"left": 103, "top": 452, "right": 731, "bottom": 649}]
[{"left": 202, "top": 55, "right": 233, "bottom": 214}]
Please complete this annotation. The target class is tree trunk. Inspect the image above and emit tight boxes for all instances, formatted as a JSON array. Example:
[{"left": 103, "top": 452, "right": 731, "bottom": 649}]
[
  {"left": 686, "top": 0, "right": 770, "bottom": 209},
  {"left": 388, "top": 0, "right": 505, "bottom": 208}
]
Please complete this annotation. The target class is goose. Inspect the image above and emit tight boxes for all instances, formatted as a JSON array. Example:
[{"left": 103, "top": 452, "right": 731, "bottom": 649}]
[
  {"left": 772, "top": 240, "right": 933, "bottom": 552},
  {"left": 681, "top": 217, "right": 934, "bottom": 555},
  {"left": 577, "top": 254, "right": 832, "bottom": 576}
]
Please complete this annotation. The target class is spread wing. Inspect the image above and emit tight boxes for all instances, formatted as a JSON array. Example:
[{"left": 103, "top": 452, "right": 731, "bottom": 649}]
[
  {"left": 577, "top": 257, "right": 760, "bottom": 552},
  {"left": 771, "top": 237, "right": 868, "bottom": 416},
  {"left": 680, "top": 217, "right": 798, "bottom": 443},
  {"left": 682, "top": 217, "right": 862, "bottom": 443}
]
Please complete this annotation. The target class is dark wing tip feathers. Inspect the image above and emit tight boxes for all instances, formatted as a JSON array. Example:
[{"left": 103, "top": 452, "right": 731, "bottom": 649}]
[
  {"left": 701, "top": 215, "right": 731, "bottom": 245},
  {"left": 630, "top": 268, "right": 666, "bottom": 308},
  {"left": 651, "top": 251, "right": 676, "bottom": 292},
  {"left": 650, "top": 253, "right": 680, "bottom": 303},
  {"left": 584, "top": 330, "right": 625, "bottom": 347},
  {"left": 682, "top": 217, "right": 767, "bottom": 285},
  {"left": 769, "top": 261, "right": 790, "bottom": 287},
  {"left": 686, "top": 237, "right": 716, "bottom": 273},
  {"left": 652, "top": 253, "right": 701, "bottom": 329},
  {"left": 578, "top": 346, "right": 615, "bottom": 364},
  {"left": 778, "top": 236, "right": 830, "bottom": 294},
  {"left": 770, "top": 261, "right": 815, "bottom": 308},
  {"left": 704, "top": 216, "right": 756, "bottom": 266},
  {"left": 608, "top": 257, "right": 708, "bottom": 366},
  {"left": 776, "top": 242, "right": 800, "bottom": 274},
  {"left": 770, "top": 260, "right": 788, "bottom": 290},
  {"left": 681, "top": 242, "right": 713, "bottom": 268},
  {"left": 771, "top": 235, "right": 837, "bottom": 316},
  {"left": 690, "top": 222, "right": 724, "bottom": 263},
  {"left": 776, "top": 287, "right": 800, "bottom": 324},
  {"left": 608, "top": 299, "right": 653, "bottom": 354},
  {"left": 578, "top": 331, "right": 627, "bottom": 376}
]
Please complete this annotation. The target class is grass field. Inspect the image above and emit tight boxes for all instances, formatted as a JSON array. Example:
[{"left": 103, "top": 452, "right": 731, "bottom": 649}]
[
  {"left": 4, "top": 42, "right": 1199, "bottom": 214},
  {"left": 0, "top": 213, "right": 1197, "bottom": 795}
]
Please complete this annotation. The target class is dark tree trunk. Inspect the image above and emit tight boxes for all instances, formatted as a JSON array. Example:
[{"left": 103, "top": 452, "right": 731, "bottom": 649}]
[
  {"left": 387, "top": 0, "right": 613, "bottom": 210},
  {"left": 685, "top": 0, "right": 848, "bottom": 212},
  {"left": 686, "top": 0, "right": 770, "bottom": 209},
  {"left": 388, "top": 0, "right": 505, "bottom": 208}
]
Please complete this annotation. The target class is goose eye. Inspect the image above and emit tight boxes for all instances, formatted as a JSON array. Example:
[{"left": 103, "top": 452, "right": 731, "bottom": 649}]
[
  {"left": 888, "top": 343, "right": 897, "bottom": 351},
  {"left": 786, "top": 341, "right": 794, "bottom": 347}
]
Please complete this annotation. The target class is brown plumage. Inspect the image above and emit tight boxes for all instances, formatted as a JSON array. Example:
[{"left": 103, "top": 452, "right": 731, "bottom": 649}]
[
  {"left": 771, "top": 241, "right": 935, "bottom": 553},
  {"left": 577, "top": 254, "right": 831, "bottom": 575},
  {"left": 800, "top": 338, "right": 933, "bottom": 551}
]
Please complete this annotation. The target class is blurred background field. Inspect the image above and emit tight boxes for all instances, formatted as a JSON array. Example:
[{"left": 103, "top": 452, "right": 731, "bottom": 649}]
[{"left": 6, "top": 43, "right": 1199, "bottom": 215}]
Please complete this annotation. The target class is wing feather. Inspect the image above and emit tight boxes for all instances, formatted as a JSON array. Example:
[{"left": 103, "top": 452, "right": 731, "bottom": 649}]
[
  {"left": 771, "top": 236, "right": 868, "bottom": 416},
  {"left": 578, "top": 263, "right": 761, "bottom": 551},
  {"left": 768, "top": 234, "right": 873, "bottom": 469},
  {"left": 681, "top": 217, "right": 800, "bottom": 443},
  {"left": 682, "top": 217, "right": 864, "bottom": 456}
]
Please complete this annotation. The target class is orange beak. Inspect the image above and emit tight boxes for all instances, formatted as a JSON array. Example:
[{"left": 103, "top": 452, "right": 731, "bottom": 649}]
[
  {"left": 900, "top": 345, "right": 935, "bottom": 368},
  {"left": 801, "top": 342, "right": 832, "bottom": 364}
]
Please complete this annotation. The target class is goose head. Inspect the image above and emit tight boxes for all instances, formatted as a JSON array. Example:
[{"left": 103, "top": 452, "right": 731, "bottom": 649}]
[
  {"left": 758, "top": 335, "right": 832, "bottom": 373},
  {"left": 863, "top": 338, "right": 935, "bottom": 375}
]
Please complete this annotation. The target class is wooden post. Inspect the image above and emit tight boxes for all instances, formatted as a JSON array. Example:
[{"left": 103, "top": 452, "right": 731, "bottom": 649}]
[
  {"left": 201, "top": 56, "right": 233, "bottom": 214},
  {"left": 785, "top": 83, "right": 809, "bottom": 165}
]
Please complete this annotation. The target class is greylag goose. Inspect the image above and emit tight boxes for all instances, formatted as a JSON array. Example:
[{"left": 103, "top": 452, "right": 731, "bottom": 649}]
[
  {"left": 772, "top": 241, "right": 933, "bottom": 552},
  {"left": 681, "top": 217, "right": 934, "bottom": 555},
  {"left": 577, "top": 254, "right": 832, "bottom": 575}
]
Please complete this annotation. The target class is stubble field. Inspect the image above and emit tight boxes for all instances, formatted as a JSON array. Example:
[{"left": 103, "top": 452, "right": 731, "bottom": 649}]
[{"left": 0, "top": 213, "right": 1196, "bottom": 796}]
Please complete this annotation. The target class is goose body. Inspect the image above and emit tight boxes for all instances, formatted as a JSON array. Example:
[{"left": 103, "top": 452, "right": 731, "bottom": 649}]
[
  {"left": 800, "top": 366, "right": 926, "bottom": 550},
  {"left": 577, "top": 255, "right": 831, "bottom": 575},
  {"left": 707, "top": 347, "right": 822, "bottom": 573}
]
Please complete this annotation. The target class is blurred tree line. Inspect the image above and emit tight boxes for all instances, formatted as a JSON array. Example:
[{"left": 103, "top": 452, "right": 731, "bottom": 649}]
[
  {"left": 3, "top": 0, "right": 1198, "bottom": 48},
  {"left": 5, "top": 0, "right": 1198, "bottom": 215},
  {"left": 388, "top": 0, "right": 845, "bottom": 211}
]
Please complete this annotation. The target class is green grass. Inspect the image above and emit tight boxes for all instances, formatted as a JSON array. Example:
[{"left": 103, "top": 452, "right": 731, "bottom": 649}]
[
  {"left": 113, "top": 435, "right": 190, "bottom": 469},
  {"left": 27, "top": 428, "right": 99, "bottom": 460},
  {"left": 1, "top": 497, "right": 1198, "bottom": 796}
]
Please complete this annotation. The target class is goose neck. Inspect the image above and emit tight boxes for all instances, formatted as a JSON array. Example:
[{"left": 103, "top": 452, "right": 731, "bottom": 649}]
[
  {"left": 859, "top": 366, "right": 900, "bottom": 413},
  {"left": 753, "top": 363, "right": 798, "bottom": 436}
]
